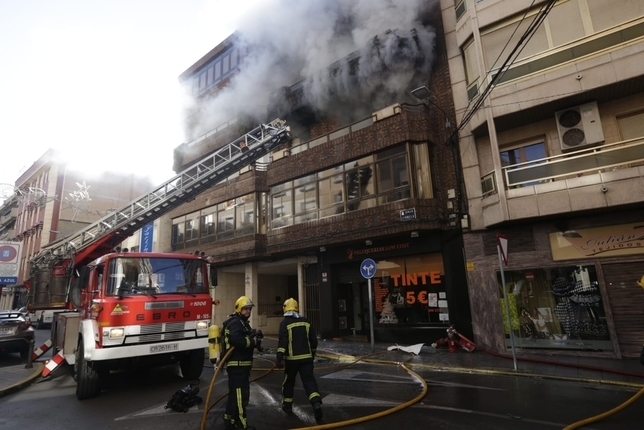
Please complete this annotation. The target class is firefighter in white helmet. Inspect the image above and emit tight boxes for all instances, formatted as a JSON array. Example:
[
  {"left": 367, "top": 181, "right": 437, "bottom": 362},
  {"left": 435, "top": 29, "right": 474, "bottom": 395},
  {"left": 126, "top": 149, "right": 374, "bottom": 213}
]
[
  {"left": 222, "top": 296, "right": 262, "bottom": 430},
  {"left": 276, "top": 298, "right": 323, "bottom": 422}
]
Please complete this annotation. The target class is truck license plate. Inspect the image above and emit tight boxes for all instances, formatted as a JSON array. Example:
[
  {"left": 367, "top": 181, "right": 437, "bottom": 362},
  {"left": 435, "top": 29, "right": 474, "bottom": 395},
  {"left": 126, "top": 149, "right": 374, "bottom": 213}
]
[
  {"left": 0, "top": 327, "right": 16, "bottom": 335},
  {"left": 150, "top": 343, "right": 179, "bottom": 353}
]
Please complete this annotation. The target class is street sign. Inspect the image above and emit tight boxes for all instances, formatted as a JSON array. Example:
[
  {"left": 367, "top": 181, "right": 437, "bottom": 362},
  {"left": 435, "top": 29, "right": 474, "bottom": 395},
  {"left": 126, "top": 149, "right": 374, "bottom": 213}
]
[
  {"left": 400, "top": 208, "right": 416, "bottom": 221},
  {"left": 140, "top": 222, "right": 154, "bottom": 252},
  {"left": 496, "top": 234, "right": 508, "bottom": 266},
  {"left": 0, "top": 241, "right": 22, "bottom": 285},
  {"left": 360, "top": 258, "right": 377, "bottom": 279}
]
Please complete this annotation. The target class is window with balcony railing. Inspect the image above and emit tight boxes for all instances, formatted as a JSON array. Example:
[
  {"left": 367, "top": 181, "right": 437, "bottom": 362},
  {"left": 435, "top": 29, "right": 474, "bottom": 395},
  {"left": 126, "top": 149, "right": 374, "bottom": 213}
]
[
  {"left": 500, "top": 139, "right": 644, "bottom": 188},
  {"left": 500, "top": 140, "right": 547, "bottom": 188},
  {"left": 481, "top": 0, "right": 644, "bottom": 85}
]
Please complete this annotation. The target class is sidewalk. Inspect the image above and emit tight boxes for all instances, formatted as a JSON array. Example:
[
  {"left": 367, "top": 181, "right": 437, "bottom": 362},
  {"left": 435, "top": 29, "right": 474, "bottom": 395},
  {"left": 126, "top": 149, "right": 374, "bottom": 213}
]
[
  {"left": 1, "top": 339, "right": 643, "bottom": 398},
  {"left": 0, "top": 361, "right": 44, "bottom": 397},
  {"left": 312, "top": 338, "right": 644, "bottom": 389}
]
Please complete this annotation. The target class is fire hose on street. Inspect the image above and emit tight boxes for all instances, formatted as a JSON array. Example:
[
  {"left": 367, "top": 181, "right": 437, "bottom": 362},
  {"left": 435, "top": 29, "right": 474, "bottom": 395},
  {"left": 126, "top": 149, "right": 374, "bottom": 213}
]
[
  {"left": 197, "top": 324, "right": 642, "bottom": 430},
  {"left": 431, "top": 325, "right": 644, "bottom": 429},
  {"left": 199, "top": 344, "right": 428, "bottom": 430}
]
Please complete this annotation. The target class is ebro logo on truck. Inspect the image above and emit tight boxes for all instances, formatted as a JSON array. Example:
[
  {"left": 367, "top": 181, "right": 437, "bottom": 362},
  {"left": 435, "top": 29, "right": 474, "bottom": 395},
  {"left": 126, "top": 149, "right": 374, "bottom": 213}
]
[{"left": 135, "top": 311, "right": 211, "bottom": 321}]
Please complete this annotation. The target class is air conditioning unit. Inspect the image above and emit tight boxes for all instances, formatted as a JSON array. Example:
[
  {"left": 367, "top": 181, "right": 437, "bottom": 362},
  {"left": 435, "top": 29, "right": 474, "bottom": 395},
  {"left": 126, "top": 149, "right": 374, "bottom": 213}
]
[
  {"left": 555, "top": 102, "right": 604, "bottom": 152},
  {"left": 238, "top": 164, "right": 254, "bottom": 174},
  {"left": 270, "top": 149, "right": 290, "bottom": 162}
]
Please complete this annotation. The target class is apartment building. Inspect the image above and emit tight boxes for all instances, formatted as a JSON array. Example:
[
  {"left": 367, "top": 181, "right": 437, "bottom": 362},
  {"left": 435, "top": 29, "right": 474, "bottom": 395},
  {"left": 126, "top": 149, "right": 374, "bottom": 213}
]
[
  {"left": 168, "top": 4, "right": 474, "bottom": 343},
  {"left": 11, "top": 149, "right": 155, "bottom": 290},
  {"left": 445, "top": 0, "right": 644, "bottom": 358},
  {"left": 0, "top": 194, "right": 20, "bottom": 309}
]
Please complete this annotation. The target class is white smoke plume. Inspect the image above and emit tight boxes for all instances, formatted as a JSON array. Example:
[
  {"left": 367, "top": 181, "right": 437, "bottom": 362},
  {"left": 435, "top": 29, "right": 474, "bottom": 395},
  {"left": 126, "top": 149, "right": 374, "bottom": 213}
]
[{"left": 185, "top": 0, "right": 437, "bottom": 140}]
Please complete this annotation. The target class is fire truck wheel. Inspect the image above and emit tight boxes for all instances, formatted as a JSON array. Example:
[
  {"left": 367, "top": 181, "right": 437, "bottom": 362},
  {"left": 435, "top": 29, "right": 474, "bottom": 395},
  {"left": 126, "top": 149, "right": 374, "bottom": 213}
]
[
  {"left": 75, "top": 339, "right": 101, "bottom": 400},
  {"left": 180, "top": 348, "right": 205, "bottom": 380}
]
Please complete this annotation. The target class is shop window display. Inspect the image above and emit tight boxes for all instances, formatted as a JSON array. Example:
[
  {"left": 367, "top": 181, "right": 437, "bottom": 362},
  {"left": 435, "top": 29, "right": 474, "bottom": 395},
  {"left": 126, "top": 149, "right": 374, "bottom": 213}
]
[
  {"left": 498, "top": 265, "right": 612, "bottom": 351},
  {"left": 373, "top": 253, "right": 446, "bottom": 326}
]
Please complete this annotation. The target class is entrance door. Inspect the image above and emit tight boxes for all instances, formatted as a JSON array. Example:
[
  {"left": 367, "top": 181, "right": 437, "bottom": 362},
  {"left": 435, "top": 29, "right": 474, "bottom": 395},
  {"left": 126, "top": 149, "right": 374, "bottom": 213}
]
[{"left": 336, "top": 283, "right": 354, "bottom": 334}]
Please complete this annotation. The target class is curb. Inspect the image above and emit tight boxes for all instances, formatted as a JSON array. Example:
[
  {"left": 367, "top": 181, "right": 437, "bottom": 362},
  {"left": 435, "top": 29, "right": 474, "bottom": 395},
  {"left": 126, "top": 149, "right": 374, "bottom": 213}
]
[{"left": 0, "top": 362, "right": 45, "bottom": 398}]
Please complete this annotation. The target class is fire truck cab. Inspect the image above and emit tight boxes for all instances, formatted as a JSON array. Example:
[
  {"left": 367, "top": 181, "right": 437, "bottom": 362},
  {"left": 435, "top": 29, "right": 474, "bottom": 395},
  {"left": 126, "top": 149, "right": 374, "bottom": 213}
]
[{"left": 67, "top": 250, "right": 215, "bottom": 399}]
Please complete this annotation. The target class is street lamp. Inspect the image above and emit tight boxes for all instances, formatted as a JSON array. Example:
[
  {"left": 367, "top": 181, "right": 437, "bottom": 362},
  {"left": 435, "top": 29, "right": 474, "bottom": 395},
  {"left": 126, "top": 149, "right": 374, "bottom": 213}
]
[{"left": 410, "top": 86, "right": 451, "bottom": 129}]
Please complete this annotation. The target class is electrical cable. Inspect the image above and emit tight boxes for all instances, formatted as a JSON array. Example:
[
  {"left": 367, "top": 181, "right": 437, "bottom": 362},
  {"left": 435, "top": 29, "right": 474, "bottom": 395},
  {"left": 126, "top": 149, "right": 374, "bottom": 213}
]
[
  {"left": 460, "top": 0, "right": 538, "bottom": 115},
  {"left": 447, "top": 0, "right": 557, "bottom": 150}
]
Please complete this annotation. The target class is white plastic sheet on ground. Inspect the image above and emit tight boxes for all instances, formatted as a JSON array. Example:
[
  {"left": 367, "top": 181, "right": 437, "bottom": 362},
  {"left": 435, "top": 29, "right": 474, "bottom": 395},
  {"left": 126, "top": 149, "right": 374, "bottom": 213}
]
[{"left": 387, "top": 343, "right": 424, "bottom": 355}]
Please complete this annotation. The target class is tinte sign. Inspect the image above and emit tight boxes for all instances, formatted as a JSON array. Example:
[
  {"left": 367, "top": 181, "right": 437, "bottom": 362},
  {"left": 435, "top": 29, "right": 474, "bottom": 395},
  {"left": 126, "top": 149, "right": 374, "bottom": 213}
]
[{"left": 549, "top": 222, "right": 644, "bottom": 260}]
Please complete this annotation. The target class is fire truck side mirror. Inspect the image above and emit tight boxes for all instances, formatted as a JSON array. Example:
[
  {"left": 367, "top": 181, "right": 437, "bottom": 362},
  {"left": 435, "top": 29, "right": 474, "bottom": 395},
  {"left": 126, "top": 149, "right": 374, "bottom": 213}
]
[{"left": 209, "top": 265, "right": 218, "bottom": 288}]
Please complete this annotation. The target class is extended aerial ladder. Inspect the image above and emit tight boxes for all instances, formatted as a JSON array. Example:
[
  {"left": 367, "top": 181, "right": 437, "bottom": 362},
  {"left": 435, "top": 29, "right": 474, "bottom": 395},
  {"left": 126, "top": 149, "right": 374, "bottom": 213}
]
[{"left": 27, "top": 118, "right": 291, "bottom": 309}]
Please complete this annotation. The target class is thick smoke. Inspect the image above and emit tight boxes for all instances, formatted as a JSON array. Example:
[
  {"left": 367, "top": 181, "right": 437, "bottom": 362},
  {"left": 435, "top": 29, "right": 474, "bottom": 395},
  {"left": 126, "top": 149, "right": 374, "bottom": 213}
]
[{"left": 186, "top": 0, "right": 437, "bottom": 139}]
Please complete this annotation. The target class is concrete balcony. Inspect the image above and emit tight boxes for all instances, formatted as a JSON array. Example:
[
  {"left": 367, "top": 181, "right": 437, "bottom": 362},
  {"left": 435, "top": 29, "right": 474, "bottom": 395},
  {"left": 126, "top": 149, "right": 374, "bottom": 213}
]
[{"left": 481, "top": 138, "right": 644, "bottom": 226}]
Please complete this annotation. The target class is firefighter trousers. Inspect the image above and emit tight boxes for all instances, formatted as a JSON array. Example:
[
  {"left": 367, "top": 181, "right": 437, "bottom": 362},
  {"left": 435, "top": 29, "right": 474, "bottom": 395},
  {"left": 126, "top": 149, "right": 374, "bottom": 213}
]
[
  {"left": 225, "top": 366, "right": 252, "bottom": 428},
  {"left": 281, "top": 360, "right": 321, "bottom": 406}
]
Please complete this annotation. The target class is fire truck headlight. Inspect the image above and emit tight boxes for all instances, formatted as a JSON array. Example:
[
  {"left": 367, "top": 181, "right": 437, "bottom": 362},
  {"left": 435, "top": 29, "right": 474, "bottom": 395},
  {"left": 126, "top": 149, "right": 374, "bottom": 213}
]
[
  {"left": 196, "top": 320, "right": 209, "bottom": 331},
  {"left": 109, "top": 327, "right": 125, "bottom": 339}
]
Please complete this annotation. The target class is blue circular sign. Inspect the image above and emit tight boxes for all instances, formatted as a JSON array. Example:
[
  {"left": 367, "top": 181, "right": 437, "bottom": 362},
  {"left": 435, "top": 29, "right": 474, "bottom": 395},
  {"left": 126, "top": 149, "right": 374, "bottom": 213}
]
[
  {"left": 0, "top": 245, "right": 18, "bottom": 262},
  {"left": 360, "top": 258, "right": 377, "bottom": 279}
]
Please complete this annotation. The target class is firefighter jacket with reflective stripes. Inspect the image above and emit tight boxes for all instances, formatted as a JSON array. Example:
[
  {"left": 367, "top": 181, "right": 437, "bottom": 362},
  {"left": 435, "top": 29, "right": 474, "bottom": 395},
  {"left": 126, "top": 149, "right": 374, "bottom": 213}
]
[
  {"left": 223, "top": 313, "right": 257, "bottom": 367},
  {"left": 276, "top": 312, "right": 317, "bottom": 362}
]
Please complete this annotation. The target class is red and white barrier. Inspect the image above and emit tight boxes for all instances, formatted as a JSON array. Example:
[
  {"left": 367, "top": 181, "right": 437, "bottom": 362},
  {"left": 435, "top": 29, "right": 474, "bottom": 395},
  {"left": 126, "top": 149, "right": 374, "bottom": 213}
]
[
  {"left": 32, "top": 339, "right": 53, "bottom": 361},
  {"left": 42, "top": 350, "right": 66, "bottom": 378}
]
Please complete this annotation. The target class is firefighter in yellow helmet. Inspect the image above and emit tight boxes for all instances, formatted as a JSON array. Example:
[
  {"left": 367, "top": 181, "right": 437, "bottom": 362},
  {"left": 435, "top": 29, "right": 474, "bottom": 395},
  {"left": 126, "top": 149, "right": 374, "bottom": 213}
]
[
  {"left": 276, "top": 298, "right": 323, "bottom": 422},
  {"left": 222, "top": 296, "right": 262, "bottom": 430}
]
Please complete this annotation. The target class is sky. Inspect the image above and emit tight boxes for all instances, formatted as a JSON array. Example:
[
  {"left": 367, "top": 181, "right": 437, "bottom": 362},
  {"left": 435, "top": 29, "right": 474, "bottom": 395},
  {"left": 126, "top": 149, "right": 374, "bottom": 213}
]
[
  {"left": 0, "top": 0, "right": 436, "bottom": 204},
  {"left": 0, "top": 0, "right": 262, "bottom": 199}
]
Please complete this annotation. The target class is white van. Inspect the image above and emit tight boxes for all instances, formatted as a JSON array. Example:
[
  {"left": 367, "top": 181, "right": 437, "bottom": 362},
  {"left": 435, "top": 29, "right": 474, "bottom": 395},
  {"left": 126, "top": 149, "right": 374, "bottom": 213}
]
[{"left": 33, "top": 310, "right": 63, "bottom": 328}]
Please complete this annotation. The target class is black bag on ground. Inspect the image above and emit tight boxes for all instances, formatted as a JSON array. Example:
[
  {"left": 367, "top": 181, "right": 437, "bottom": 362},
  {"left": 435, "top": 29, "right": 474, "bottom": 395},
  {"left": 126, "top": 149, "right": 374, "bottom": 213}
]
[{"left": 165, "top": 381, "right": 203, "bottom": 413}]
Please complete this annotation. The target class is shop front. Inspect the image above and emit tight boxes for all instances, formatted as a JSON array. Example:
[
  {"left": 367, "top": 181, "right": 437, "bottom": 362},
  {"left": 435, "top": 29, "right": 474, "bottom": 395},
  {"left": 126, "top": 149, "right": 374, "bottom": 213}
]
[
  {"left": 494, "top": 220, "right": 644, "bottom": 357},
  {"left": 317, "top": 230, "right": 472, "bottom": 344}
]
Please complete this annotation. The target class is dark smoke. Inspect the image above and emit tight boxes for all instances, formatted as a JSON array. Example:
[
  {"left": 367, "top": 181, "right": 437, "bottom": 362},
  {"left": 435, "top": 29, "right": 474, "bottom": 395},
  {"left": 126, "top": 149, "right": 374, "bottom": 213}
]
[{"left": 185, "top": 0, "right": 437, "bottom": 138}]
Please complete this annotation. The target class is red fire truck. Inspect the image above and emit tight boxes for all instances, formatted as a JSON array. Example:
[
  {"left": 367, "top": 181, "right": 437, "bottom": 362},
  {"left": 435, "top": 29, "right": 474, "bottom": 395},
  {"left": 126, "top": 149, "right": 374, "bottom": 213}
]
[{"left": 26, "top": 119, "right": 291, "bottom": 399}]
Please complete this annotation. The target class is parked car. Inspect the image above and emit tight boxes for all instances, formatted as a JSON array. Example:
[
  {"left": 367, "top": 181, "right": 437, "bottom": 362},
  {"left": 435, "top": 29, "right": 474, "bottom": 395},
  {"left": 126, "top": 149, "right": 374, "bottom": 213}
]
[
  {"left": 0, "top": 309, "right": 35, "bottom": 359},
  {"left": 16, "top": 307, "right": 35, "bottom": 326}
]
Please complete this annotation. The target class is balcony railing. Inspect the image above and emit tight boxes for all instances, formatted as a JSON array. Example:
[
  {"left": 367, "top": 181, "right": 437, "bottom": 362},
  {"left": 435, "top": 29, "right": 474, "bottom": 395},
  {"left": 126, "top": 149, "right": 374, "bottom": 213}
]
[
  {"left": 289, "top": 117, "right": 374, "bottom": 156},
  {"left": 502, "top": 139, "right": 644, "bottom": 187}
]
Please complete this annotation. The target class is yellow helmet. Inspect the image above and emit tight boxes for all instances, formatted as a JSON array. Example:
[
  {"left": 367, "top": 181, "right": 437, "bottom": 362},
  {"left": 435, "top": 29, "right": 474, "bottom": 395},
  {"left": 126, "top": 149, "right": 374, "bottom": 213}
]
[
  {"left": 638, "top": 275, "right": 644, "bottom": 289},
  {"left": 235, "top": 296, "right": 255, "bottom": 313},
  {"left": 283, "top": 298, "right": 299, "bottom": 313}
]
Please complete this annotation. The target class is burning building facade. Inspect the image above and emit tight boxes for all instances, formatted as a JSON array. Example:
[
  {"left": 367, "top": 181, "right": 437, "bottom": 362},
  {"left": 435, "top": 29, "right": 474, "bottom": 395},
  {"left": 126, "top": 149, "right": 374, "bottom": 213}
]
[{"left": 167, "top": 0, "right": 473, "bottom": 343}]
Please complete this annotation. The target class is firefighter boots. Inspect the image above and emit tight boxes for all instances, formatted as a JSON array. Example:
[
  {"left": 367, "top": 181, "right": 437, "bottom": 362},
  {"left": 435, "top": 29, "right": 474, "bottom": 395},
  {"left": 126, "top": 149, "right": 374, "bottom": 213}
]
[
  {"left": 223, "top": 415, "right": 235, "bottom": 430},
  {"left": 281, "top": 402, "right": 293, "bottom": 414},
  {"left": 312, "top": 400, "right": 323, "bottom": 422}
]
